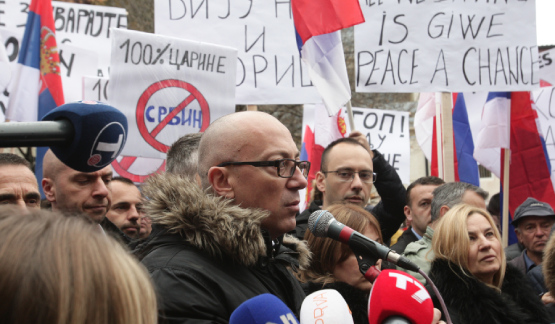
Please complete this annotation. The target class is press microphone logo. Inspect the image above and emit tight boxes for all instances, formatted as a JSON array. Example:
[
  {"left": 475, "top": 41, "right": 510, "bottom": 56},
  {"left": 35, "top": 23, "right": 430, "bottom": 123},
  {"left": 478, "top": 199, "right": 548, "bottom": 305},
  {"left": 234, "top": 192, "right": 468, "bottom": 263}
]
[
  {"left": 387, "top": 272, "right": 431, "bottom": 304},
  {"left": 266, "top": 313, "right": 298, "bottom": 324},
  {"left": 89, "top": 122, "right": 126, "bottom": 167}
]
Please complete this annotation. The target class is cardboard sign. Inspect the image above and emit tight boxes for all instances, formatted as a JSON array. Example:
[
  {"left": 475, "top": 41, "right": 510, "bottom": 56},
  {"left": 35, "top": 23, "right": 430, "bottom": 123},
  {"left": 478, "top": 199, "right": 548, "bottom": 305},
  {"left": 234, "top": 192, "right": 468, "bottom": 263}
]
[
  {"left": 352, "top": 107, "right": 410, "bottom": 184},
  {"left": 154, "top": 0, "right": 320, "bottom": 105},
  {"left": 60, "top": 43, "right": 99, "bottom": 103},
  {"left": 355, "top": 0, "right": 539, "bottom": 93},
  {"left": 539, "top": 48, "right": 555, "bottom": 86},
  {"left": 82, "top": 76, "right": 109, "bottom": 102},
  {"left": 533, "top": 87, "right": 555, "bottom": 189},
  {"left": 108, "top": 29, "right": 237, "bottom": 159}
]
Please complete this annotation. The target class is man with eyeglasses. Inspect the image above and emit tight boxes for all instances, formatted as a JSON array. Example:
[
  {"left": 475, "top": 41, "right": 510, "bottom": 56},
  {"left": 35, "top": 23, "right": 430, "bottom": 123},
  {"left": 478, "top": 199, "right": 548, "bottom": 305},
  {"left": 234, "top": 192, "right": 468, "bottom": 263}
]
[
  {"left": 139, "top": 111, "right": 311, "bottom": 323},
  {"left": 294, "top": 135, "right": 406, "bottom": 245},
  {"left": 510, "top": 197, "right": 555, "bottom": 275}
]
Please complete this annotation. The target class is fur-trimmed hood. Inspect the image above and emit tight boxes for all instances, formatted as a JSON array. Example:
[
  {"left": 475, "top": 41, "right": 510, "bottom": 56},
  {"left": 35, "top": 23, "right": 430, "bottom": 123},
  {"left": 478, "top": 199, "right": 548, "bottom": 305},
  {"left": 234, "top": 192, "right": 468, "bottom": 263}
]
[
  {"left": 141, "top": 172, "right": 310, "bottom": 269},
  {"left": 429, "top": 258, "right": 549, "bottom": 324}
]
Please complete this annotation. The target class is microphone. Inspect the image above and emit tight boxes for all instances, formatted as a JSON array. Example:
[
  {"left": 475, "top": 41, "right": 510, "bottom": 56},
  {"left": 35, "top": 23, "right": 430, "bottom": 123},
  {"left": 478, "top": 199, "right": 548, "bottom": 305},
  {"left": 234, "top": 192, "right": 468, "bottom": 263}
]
[
  {"left": 0, "top": 100, "right": 127, "bottom": 172},
  {"left": 229, "top": 294, "right": 299, "bottom": 324},
  {"left": 368, "top": 269, "right": 434, "bottom": 324},
  {"left": 300, "top": 289, "right": 354, "bottom": 324},
  {"left": 308, "top": 210, "right": 419, "bottom": 272}
]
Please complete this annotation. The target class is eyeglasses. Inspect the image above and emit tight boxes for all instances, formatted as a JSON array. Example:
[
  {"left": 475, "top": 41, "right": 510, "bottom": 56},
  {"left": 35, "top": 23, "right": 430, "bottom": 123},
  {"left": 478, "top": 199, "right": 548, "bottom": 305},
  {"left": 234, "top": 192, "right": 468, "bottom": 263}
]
[
  {"left": 322, "top": 169, "right": 376, "bottom": 183},
  {"left": 217, "top": 159, "right": 311, "bottom": 178}
]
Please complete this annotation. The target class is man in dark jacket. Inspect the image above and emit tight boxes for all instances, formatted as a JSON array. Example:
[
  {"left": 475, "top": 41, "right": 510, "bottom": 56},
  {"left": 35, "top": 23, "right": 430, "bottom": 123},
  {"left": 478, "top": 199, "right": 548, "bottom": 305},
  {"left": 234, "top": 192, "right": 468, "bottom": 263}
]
[
  {"left": 391, "top": 176, "right": 444, "bottom": 254},
  {"left": 294, "top": 134, "right": 406, "bottom": 244},
  {"left": 138, "top": 112, "right": 311, "bottom": 324}
]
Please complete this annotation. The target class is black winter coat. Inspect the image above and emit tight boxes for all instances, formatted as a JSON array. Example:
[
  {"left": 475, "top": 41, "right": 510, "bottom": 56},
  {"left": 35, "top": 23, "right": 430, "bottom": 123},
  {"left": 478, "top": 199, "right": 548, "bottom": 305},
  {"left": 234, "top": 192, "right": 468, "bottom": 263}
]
[
  {"left": 138, "top": 174, "right": 310, "bottom": 324},
  {"left": 304, "top": 281, "right": 369, "bottom": 324},
  {"left": 428, "top": 259, "right": 550, "bottom": 324}
]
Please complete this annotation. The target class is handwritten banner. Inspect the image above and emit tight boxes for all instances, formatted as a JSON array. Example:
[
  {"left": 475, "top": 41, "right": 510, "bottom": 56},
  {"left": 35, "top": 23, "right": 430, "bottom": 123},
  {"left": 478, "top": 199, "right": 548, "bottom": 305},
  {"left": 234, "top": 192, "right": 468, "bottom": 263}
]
[
  {"left": 355, "top": 0, "right": 539, "bottom": 93},
  {"left": 533, "top": 87, "right": 555, "bottom": 189},
  {"left": 108, "top": 29, "right": 237, "bottom": 159},
  {"left": 154, "top": 0, "right": 320, "bottom": 105}
]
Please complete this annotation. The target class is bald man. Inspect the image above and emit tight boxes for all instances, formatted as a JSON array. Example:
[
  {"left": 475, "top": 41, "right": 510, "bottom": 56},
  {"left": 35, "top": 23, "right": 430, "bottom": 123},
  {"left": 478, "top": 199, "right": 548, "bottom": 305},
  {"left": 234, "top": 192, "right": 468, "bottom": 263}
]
[
  {"left": 42, "top": 149, "right": 112, "bottom": 224},
  {"left": 138, "top": 111, "right": 310, "bottom": 323},
  {"left": 0, "top": 153, "right": 40, "bottom": 212}
]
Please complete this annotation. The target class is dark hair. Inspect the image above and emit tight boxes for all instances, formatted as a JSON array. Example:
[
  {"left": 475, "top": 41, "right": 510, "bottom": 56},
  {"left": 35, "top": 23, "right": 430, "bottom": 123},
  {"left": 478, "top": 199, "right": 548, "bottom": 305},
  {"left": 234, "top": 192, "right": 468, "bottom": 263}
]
[
  {"left": 320, "top": 138, "right": 368, "bottom": 171},
  {"left": 112, "top": 176, "right": 134, "bottom": 186},
  {"left": 166, "top": 133, "right": 203, "bottom": 178},
  {"left": 406, "top": 176, "right": 445, "bottom": 206},
  {"left": 487, "top": 193, "right": 500, "bottom": 217},
  {"left": 0, "top": 153, "right": 31, "bottom": 170}
]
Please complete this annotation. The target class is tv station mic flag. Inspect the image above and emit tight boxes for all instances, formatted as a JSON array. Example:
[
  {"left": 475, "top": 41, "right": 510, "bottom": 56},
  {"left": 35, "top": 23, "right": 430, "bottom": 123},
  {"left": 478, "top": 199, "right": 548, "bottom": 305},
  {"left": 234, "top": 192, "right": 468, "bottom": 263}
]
[
  {"left": 5, "top": 0, "right": 64, "bottom": 195},
  {"left": 292, "top": 0, "right": 364, "bottom": 116}
]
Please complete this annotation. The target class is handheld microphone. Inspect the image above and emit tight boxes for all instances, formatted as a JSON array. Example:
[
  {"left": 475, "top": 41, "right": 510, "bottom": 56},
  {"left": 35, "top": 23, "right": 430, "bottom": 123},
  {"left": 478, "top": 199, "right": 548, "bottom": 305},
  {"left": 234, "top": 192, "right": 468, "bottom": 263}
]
[
  {"left": 308, "top": 210, "right": 419, "bottom": 272},
  {"left": 0, "top": 100, "right": 127, "bottom": 172},
  {"left": 368, "top": 270, "right": 434, "bottom": 324},
  {"left": 229, "top": 294, "right": 299, "bottom": 324},
  {"left": 300, "top": 289, "right": 354, "bottom": 324}
]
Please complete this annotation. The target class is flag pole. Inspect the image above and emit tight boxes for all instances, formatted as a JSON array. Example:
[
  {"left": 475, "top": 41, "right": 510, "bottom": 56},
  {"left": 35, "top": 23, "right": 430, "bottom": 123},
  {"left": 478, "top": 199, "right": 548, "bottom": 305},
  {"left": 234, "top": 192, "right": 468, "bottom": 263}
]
[
  {"left": 501, "top": 148, "right": 511, "bottom": 248},
  {"left": 434, "top": 93, "right": 444, "bottom": 180},
  {"left": 439, "top": 92, "right": 455, "bottom": 182},
  {"left": 346, "top": 100, "right": 356, "bottom": 131}
]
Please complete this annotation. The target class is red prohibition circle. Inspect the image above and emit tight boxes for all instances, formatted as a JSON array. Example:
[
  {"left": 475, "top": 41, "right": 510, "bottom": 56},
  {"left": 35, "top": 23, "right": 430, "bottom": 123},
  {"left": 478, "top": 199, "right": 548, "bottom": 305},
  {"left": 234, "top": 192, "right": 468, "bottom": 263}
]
[
  {"left": 136, "top": 79, "right": 210, "bottom": 153},
  {"left": 111, "top": 156, "right": 166, "bottom": 183}
]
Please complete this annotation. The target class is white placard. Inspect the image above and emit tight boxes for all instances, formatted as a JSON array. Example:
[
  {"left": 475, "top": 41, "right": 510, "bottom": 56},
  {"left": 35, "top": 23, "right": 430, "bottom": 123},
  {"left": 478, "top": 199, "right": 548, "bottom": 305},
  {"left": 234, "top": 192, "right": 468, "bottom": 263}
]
[
  {"left": 82, "top": 76, "right": 109, "bottom": 102},
  {"left": 60, "top": 43, "right": 99, "bottom": 103},
  {"left": 53, "top": 1, "right": 127, "bottom": 77},
  {"left": 352, "top": 107, "right": 410, "bottom": 184},
  {"left": 108, "top": 29, "right": 237, "bottom": 159},
  {"left": 0, "top": 1, "right": 28, "bottom": 32},
  {"left": 539, "top": 48, "right": 555, "bottom": 86},
  {"left": 533, "top": 87, "right": 555, "bottom": 189},
  {"left": 154, "top": 0, "right": 320, "bottom": 105},
  {"left": 355, "top": 0, "right": 539, "bottom": 93}
]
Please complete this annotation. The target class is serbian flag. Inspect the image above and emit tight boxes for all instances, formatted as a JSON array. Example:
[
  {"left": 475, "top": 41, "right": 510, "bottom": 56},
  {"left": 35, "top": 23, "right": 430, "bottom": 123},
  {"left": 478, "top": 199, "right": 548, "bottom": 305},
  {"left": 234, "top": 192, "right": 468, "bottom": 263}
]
[
  {"left": 6, "top": 0, "right": 64, "bottom": 192},
  {"left": 292, "top": 0, "right": 364, "bottom": 116},
  {"left": 414, "top": 93, "right": 480, "bottom": 186},
  {"left": 300, "top": 104, "right": 347, "bottom": 210}
]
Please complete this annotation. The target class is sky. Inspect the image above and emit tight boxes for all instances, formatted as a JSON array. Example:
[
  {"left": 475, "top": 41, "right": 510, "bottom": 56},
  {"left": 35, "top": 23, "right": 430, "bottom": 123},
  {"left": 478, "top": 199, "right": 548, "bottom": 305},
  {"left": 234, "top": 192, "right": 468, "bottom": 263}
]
[{"left": 537, "top": 0, "right": 555, "bottom": 46}]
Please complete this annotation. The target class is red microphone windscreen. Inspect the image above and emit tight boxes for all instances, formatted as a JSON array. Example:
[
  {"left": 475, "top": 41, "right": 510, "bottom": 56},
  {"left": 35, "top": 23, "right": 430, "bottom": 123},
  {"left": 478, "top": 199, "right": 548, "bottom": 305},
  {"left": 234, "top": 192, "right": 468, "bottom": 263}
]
[{"left": 368, "top": 269, "right": 434, "bottom": 324}]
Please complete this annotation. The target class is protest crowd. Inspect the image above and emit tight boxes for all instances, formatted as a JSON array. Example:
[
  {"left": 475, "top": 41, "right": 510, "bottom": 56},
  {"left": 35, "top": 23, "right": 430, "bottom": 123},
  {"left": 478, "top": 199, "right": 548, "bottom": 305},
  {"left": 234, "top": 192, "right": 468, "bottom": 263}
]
[{"left": 2, "top": 0, "right": 555, "bottom": 324}]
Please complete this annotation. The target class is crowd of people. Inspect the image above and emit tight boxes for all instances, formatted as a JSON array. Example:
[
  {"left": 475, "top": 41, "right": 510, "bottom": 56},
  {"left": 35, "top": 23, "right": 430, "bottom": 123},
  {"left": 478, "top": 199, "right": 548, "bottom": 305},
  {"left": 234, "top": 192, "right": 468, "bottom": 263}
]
[{"left": 0, "top": 110, "right": 554, "bottom": 323}]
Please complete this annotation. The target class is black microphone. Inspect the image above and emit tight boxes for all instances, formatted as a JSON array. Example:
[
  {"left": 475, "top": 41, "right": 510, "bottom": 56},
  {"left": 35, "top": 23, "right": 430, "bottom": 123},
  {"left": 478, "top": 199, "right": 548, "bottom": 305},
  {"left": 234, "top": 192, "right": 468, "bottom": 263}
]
[
  {"left": 0, "top": 100, "right": 127, "bottom": 172},
  {"left": 308, "top": 210, "right": 419, "bottom": 272}
]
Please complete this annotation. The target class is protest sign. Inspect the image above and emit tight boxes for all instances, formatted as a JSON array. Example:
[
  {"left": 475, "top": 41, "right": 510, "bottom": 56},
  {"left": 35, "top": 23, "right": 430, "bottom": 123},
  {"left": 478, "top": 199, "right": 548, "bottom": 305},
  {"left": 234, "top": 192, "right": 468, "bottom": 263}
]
[
  {"left": 355, "top": 1, "right": 539, "bottom": 93},
  {"left": 539, "top": 48, "right": 555, "bottom": 86},
  {"left": 82, "top": 76, "right": 109, "bottom": 102},
  {"left": 154, "top": 0, "right": 320, "bottom": 105},
  {"left": 352, "top": 107, "right": 410, "bottom": 184},
  {"left": 60, "top": 43, "right": 98, "bottom": 102},
  {"left": 533, "top": 87, "right": 555, "bottom": 189},
  {"left": 108, "top": 29, "right": 237, "bottom": 159}
]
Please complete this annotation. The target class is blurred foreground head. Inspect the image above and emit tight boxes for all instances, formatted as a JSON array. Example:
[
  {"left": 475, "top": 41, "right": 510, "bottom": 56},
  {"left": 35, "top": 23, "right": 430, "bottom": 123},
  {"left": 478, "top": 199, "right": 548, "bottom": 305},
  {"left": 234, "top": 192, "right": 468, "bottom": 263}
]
[{"left": 0, "top": 207, "right": 157, "bottom": 324}]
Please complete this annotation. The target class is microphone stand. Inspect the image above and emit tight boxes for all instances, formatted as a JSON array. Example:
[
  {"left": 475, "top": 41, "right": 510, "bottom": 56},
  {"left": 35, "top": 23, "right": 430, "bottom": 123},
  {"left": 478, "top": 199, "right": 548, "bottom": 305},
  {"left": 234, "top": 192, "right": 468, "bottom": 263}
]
[{"left": 352, "top": 246, "right": 381, "bottom": 283}]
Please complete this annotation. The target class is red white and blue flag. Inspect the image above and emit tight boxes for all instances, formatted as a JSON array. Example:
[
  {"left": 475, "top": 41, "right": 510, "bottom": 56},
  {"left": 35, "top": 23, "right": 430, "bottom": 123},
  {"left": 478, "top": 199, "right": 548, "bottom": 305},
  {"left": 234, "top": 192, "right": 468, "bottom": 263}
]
[
  {"left": 416, "top": 91, "right": 555, "bottom": 244},
  {"left": 6, "top": 0, "right": 64, "bottom": 189},
  {"left": 292, "top": 0, "right": 364, "bottom": 116}
]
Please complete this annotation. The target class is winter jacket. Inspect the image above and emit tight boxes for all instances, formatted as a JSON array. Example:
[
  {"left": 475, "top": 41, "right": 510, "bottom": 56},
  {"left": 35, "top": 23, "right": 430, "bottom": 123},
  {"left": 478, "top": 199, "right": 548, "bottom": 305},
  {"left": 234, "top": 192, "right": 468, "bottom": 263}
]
[
  {"left": 399, "top": 226, "right": 434, "bottom": 285},
  {"left": 294, "top": 150, "right": 406, "bottom": 245},
  {"left": 138, "top": 174, "right": 311, "bottom": 324},
  {"left": 428, "top": 258, "right": 550, "bottom": 324},
  {"left": 390, "top": 227, "right": 419, "bottom": 254}
]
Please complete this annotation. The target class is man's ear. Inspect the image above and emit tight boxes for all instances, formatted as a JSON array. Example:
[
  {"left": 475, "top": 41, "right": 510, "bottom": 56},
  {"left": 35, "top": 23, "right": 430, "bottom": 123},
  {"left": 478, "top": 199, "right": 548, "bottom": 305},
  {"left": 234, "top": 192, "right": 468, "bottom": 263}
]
[
  {"left": 315, "top": 171, "right": 326, "bottom": 192},
  {"left": 207, "top": 167, "right": 234, "bottom": 199},
  {"left": 404, "top": 205, "right": 412, "bottom": 222},
  {"left": 439, "top": 205, "right": 450, "bottom": 218},
  {"left": 515, "top": 228, "right": 523, "bottom": 243},
  {"left": 42, "top": 178, "right": 56, "bottom": 202}
]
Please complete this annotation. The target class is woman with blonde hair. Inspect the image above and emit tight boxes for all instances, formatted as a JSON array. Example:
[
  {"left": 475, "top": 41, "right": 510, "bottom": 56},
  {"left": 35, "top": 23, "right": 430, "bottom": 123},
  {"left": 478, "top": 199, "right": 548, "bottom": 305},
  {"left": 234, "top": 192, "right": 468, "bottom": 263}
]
[
  {"left": 0, "top": 207, "right": 158, "bottom": 324},
  {"left": 298, "top": 203, "right": 383, "bottom": 324},
  {"left": 428, "top": 204, "right": 548, "bottom": 324}
]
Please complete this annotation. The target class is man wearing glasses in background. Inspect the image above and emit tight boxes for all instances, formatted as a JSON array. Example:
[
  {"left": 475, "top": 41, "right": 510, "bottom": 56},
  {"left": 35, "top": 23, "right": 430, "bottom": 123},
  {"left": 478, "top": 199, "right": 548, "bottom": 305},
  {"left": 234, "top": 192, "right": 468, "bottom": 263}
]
[
  {"left": 294, "top": 135, "right": 406, "bottom": 245},
  {"left": 139, "top": 111, "right": 311, "bottom": 323}
]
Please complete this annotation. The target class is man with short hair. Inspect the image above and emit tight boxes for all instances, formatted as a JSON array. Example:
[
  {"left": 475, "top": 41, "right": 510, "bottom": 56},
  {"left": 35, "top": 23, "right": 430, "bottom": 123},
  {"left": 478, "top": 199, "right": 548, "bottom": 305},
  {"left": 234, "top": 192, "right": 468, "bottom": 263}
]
[
  {"left": 166, "top": 132, "right": 202, "bottom": 181},
  {"left": 42, "top": 149, "right": 113, "bottom": 224},
  {"left": 391, "top": 176, "right": 445, "bottom": 254},
  {"left": 401, "top": 181, "right": 488, "bottom": 284},
  {"left": 294, "top": 134, "right": 406, "bottom": 244},
  {"left": 106, "top": 177, "right": 150, "bottom": 239},
  {"left": 0, "top": 153, "right": 40, "bottom": 212},
  {"left": 139, "top": 111, "right": 310, "bottom": 323},
  {"left": 509, "top": 197, "right": 555, "bottom": 274}
]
